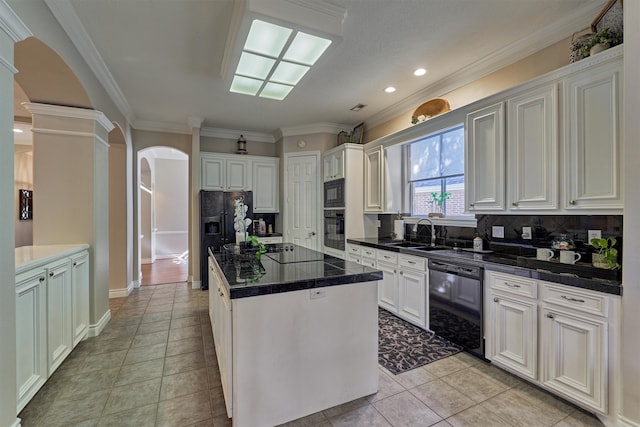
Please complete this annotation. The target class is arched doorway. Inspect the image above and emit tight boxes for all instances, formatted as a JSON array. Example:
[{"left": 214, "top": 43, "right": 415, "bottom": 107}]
[{"left": 138, "top": 147, "right": 189, "bottom": 285}]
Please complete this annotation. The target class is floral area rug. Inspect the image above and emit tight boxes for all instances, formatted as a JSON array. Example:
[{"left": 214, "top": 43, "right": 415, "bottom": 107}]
[{"left": 378, "top": 308, "right": 462, "bottom": 375}]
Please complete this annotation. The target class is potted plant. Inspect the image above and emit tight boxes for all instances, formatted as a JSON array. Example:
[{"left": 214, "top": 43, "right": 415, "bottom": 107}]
[
  {"left": 590, "top": 237, "right": 620, "bottom": 270},
  {"left": 428, "top": 191, "right": 450, "bottom": 218},
  {"left": 580, "top": 28, "right": 622, "bottom": 57}
]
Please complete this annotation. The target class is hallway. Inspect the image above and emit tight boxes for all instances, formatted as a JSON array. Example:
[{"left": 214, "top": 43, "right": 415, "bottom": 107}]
[{"left": 141, "top": 257, "right": 188, "bottom": 286}]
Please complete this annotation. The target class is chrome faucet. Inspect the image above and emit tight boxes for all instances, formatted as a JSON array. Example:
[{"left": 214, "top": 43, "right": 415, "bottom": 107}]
[{"left": 413, "top": 218, "right": 437, "bottom": 247}]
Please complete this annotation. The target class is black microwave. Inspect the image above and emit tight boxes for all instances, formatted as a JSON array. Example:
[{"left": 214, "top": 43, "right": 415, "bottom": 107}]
[{"left": 324, "top": 178, "right": 345, "bottom": 208}]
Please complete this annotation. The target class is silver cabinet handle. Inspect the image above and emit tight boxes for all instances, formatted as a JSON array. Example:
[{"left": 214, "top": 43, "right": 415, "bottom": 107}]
[
  {"left": 512, "top": 202, "right": 518, "bottom": 206},
  {"left": 546, "top": 313, "right": 554, "bottom": 319},
  {"left": 407, "top": 261, "right": 416, "bottom": 265},
  {"left": 493, "top": 297, "right": 499, "bottom": 302},
  {"left": 73, "top": 262, "right": 77, "bottom": 266},
  {"left": 469, "top": 203, "right": 475, "bottom": 207},
  {"left": 504, "top": 282, "right": 520, "bottom": 288},
  {"left": 384, "top": 255, "right": 391, "bottom": 259},
  {"left": 39, "top": 277, "right": 45, "bottom": 282},
  {"left": 561, "top": 295, "right": 585, "bottom": 303},
  {"left": 49, "top": 272, "right": 54, "bottom": 277},
  {"left": 569, "top": 200, "right": 577, "bottom": 205}
]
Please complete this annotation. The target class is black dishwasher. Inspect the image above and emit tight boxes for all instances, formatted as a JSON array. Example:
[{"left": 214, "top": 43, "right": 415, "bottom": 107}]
[{"left": 428, "top": 259, "right": 485, "bottom": 359}]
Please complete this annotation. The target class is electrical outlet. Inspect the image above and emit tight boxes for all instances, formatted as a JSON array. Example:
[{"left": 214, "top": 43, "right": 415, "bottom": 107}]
[
  {"left": 492, "top": 226, "right": 505, "bottom": 239},
  {"left": 522, "top": 226, "right": 532, "bottom": 239},
  {"left": 588, "top": 230, "right": 602, "bottom": 243}
]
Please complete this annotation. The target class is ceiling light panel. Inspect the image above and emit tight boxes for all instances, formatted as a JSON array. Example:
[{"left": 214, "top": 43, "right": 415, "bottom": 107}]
[
  {"left": 230, "top": 75, "right": 263, "bottom": 96},
  {"left": 236, "top": 52, "right": 276, "bottom": 79},
  {"left": 271, "top": 62, "right": 310, "bottom": 85},
  {"left": 283, "top": 32, "right": 332, "bottom": 65},
  {"left": 245, "top": 20, "right": 292, "bottom": 57},
  {"left": 259, "top": 82, "right": 293, "bottom": 100}
]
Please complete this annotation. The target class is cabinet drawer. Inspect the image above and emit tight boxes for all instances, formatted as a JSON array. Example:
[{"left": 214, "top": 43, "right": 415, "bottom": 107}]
[
  {"left": 361, "top": 257, "right": 376, "bottom": 268},
  {"left": 398, "top": 254, "right": 426, "bottom": 271},
  {"left": 488, "top": 272, "right": 537, "bottom": 299},
  {"left": 361, "top": 247, "right": 376, "bottom": 258},
  {"left": 347, "top": 254, "right": 361, "bottom": 264},
  {"left": 541, "top": 282, "right": 608, "bottom": 317},
  {"left": 377, "top": 250, "right": 398, "bottom": 264},
  {"left": 347, "top": 244, "right": 361, "bottom": 256}
]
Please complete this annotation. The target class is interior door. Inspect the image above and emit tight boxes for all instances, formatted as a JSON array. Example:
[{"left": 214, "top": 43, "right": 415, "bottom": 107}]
[{"left": 285, "top": 153, "right": 319, "bottom": 250}]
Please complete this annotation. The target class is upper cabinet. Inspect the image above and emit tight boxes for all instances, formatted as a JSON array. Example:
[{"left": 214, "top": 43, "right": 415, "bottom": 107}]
[
  {"left": 201, "top": 153, "right": 280, "bottom": 212},
  {"left": 364, "top": 144, "right": 403, "bottom": 214},
  {"left": 563, "top": 60, "right": 623, "bottom": 211},
  {"left": 507, "top": 83, "right": 558, "bottom": 211},
  {"left": 323, "top": 149, "right": 345, "bottom": 182},
  {"left": 252, "top": 158, "right": 279, "bottom": 213},
  {"left": 364, "top": 146, "right": 384, "bottom": 212},
  {"left": 465, "top": 102, "right": 505, "bottom": 212}
]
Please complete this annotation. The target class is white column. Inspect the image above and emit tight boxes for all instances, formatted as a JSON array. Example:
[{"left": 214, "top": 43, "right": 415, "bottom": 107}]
[
  {"left": 0, "top": 1, "right": 32, "bottom": 423},
  {"left": 23, "top": 102, "right": 115, "bottom": 337},
  {"left": 188, "top": 117, "right": 203, "bottom": 289}
]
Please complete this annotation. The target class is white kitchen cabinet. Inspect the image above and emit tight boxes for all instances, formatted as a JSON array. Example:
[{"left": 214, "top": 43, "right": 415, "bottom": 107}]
[
  {"left": 465, "top": 102, "right": 505, "bottom": 212},
  {"left": 201, "top": 156, "right": 226, "bottom": 190},
  {"left": 252, "top": 158, "right": 279, "bottom": 212},
  {"left": 540, "top": 282, "right": 609, "bottom": 413},
  {"left": 226, "top": 158, "right": 250, "bottom": 191},
  {"left": 376, "top": 258, "right": 399, "bottom": 313},
  {"left": 322, "top": 149, "right": 344, "bottom": 182},
  {"left": 397, "top": 254, "right": 427, "bottom": 329},
  {"left": 364, "top": 146, "right": 384, "bottom": 212},
  {"left": 564, "top": 60, "right": 623, "bottom": 211},
  {"left": 71, "top": 251, "right": 90, "bottom": 347},
  {"left": 487, "top": 272, "right": 538, "bottom": 380},
  {"left": 16, "top": 268, "right": 47, "bottom": 413},
  {"left": 507, "top": 84, "right": 558, "bottom": 210},
  {"left": 256, "top": 236, "right": 283, "bottom": 244},
  {"left": 202, "top": 153, "right": 280, "bottom": 192},
  {"left": 46, "top": 259, "right": 73, "bottom": 375}
]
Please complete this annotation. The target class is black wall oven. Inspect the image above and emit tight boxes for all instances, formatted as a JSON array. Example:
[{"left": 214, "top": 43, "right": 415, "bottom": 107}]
[
  {"left": 324, "top": 210, "right": 345, "bottom": 251},
  {"left": 324, "top": 178, "right": 345, "bottom": 208}
]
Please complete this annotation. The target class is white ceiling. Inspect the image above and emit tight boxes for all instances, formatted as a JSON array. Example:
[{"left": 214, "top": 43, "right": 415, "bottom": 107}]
[{"left": 43, "top": 0, "right": 606, "bottom": 139}]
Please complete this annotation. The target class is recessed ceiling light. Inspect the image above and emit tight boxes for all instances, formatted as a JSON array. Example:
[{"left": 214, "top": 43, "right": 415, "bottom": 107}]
[
  {"left": 414, "top": 68, "right": 427, "bottom": 76},
  {"left": 384, "top": 86, "right": 396, "bottom": 93},
  {"left": 13, "top": 128, "right": 23, "bottom": 133}
]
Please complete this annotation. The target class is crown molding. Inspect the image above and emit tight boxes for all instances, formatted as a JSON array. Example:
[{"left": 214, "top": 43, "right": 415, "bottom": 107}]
[
  {"left": 187, "top": 117, "right": 204, "bottom": 129},
  {"left": 133, "top": 119, "right": 191, "bottom": 136},
  {"left": 23, "top": 102, "right": 115, "bottom": 133},
  {"left": 0, "top": 1, "right": 32, "bottom": 42},
  {"left": 44, "top": 0, "right": 135, "bottom": 124},
  {"left": 363, "top": 1, "right": 604, "bottom": 130},
  {"left": 277, "top": 122, "right": 351, "bottom": 138},
  {"left": 201, "top": 127, "right": 275, "bottom": 143}
]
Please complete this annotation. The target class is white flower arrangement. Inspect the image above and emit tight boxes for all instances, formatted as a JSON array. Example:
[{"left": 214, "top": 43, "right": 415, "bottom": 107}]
[{"left": 233, "top": 198, "right": 252, "bottom": 242}]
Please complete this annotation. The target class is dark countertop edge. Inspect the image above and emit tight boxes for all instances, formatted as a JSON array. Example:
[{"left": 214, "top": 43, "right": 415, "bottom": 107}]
[{"left": 347, "top": 238, "right": 622, "bottom": 296}]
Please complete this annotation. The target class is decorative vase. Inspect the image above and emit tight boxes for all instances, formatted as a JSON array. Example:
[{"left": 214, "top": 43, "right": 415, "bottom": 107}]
[
  {"left": 592, "top": 253, "right": 613, "bottom": 269},
  {"left": 590, "top": 43, "right": 610, "bottom": 56},
  {"left": 236, "top": 232, "right": 246, "bottom": 244}
]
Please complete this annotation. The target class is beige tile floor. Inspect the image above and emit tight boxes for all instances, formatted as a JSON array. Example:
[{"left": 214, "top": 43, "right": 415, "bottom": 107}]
[{"left": 18, "top": 282, "right": 604, "bottom": 427}]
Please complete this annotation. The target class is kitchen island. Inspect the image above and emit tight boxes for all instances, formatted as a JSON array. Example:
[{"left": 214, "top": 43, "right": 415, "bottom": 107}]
[{"left": 208, "top": 243, "right": 382, "bottom": 427}]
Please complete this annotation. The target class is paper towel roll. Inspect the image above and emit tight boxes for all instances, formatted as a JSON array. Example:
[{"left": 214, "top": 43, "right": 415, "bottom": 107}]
[{"left": 393, "top": 220, "right": 405, "bottom": 240}]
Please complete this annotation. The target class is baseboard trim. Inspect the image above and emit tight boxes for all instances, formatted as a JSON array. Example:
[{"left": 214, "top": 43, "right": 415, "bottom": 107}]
[
  {"left": 87, "top": 309, "right": 111, "bottom": 337},
  {"left": 191, "top": 280, "right": 201, "bottom": 290},
  {"left": 109, "top": 281, "right": 134, "bottom": 298},
  {"left": 618, "top": 415, "right": 640, "bottom": 427},
  {"left": 131, "top": 279, "right": 140, "bottom": 290},
  {"left": 11, "top": 417, "right": 21, "bottom": 427},
  {"left": 141, "top": 258, "right": 153, "bottom": 264}
]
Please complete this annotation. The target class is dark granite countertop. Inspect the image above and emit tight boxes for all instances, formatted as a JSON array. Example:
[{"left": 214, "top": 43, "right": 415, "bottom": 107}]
[
  {"left": 347, "top": 238, "right": 622, "bottom": 296},
  {"left": 209, "top": 244, "right": 382, "bottom": 299}
]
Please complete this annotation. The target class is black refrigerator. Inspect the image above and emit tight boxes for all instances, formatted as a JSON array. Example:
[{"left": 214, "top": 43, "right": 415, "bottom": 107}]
[{"left": 200, "top": 190, "right": 253, "bottom": 289}]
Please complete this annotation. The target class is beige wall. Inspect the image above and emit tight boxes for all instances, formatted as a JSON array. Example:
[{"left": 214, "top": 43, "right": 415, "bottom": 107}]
[
  {"left": 109, "top": 143, "right": 127, "bottom": 291},
  {"left": 281, "top": 133, "right": 337, "bottom": 154},
  {"left": 201, "top": 135, "right": 277, "bottom": 157},
  {"left": 14, "top": 147, "right": 33, "bottom": 247},
  {"left": 366, "top": 37, "right": 572, "bottom": 143}
]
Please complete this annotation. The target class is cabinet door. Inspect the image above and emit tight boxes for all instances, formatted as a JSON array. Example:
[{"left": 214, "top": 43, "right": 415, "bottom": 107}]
[
  {"left": 564, "top": 61, "right": 622, "bottom": 210},
  {"left": 333, "top": 149, "right": 345, "bottom": 180},
  {"left": 46, "top": 260, "right": 73, "bottom": 374},
  {"left": 364, "top": 146, "right": 384, "bottom": 212},
  {"left": 377, "top": 261, "right": 398, "bottom": 313},
  {"left": 71, "top": 252, "right": 90, "bottom": 347},
  {"left": 541, "top": 308, "right": 607, "bottom": 413},
  {"left": 252, "top": 159, "right": 279, "bottom": 212},
  {"left": 226, "top": 158, "right": 250, "bottom": 191},
  {"left": 507, "top": 84, "right": 558, "bottom": 210},
  {"left": 201, "top": 156, "right": 225, "bottom": 190},
  {"left": 16, "top": 270, "right": 47, "bottom": 413},
  {"left": 489, "top": 294, "right": 537, "bottom": 380},
  {"left": 465, "top": 102, "right": 505, "bottom": 212},
  {"left": 398, "top": 268, "right": 426, "bottom": 328}
]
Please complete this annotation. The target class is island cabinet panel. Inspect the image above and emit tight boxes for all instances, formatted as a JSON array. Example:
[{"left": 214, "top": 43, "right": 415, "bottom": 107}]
[
  {"left": 45, "top": 259, "right": 73, "bottom": 375},
  {"left": 232, "top": 282, "right": 378, "bottom": 427}
]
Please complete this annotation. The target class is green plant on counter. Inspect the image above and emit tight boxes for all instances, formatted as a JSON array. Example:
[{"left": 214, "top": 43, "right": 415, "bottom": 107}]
[
  {"left": 247, "top": 235, "right": 267, "bottom": 260},
  {"left": 590, "top": 237, "right": 620, "bottom": 270},
  {"left": 430, "top": 191, "right": 451, "bottom": 207}
]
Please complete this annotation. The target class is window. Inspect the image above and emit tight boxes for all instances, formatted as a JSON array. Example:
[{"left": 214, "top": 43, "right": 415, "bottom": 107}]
[{"left": 408, "top": 125, "right": 465, "bottom": 216}]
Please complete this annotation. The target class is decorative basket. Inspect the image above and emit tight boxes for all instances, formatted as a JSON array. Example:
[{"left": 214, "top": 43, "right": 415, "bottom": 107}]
[{"left": 411, "top": 98, "right": 450, "bottom": 124}]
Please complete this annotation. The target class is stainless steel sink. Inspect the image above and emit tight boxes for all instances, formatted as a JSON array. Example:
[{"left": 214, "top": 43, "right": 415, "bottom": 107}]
[
  {"left": 409, "top": 245, "right": 449, "bottom": 252},
  {"left": 384, "top": 241, "right": 425, "bottom": 248}
]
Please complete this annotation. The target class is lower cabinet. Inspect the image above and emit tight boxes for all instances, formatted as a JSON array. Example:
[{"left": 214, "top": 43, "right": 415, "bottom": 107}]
[
  {"left": 485, "top": 271, "right": 617, "bottom": 415},
  {"left": 397, "top": 255, "right": 427, "bottom": 329},
  {"left": 15, "top": 247, "right": 90, "bottom": 414},
  {"left": 376, "top": 260, "right": 399, "bottom": 313}
]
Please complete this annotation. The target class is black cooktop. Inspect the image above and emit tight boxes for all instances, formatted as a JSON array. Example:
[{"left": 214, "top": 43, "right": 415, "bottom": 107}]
[{"left": 263, "top": 243, "right": 326, "bottom": 264}]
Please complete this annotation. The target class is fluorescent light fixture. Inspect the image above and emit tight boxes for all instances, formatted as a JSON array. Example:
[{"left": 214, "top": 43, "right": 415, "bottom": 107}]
[
  {"left": 230, "top": 75, "right": 263, "bottom": 96},
  {"left": 271, "top": 62, "right": 310, "bottom": 85},
  {"left": 236, "top": 52, "right": 276, "bottom": 79},
  {"left": 414, "top": 68, "right": 427, "bottom": 76},
  {"left": 259, "top": 82, "right": 293, "bottom": 100},
  {"left": 230, "top": 19, "right": 332, "bottom": 100},
  {"left": 283, "top": 32, "right": 332, "bottom": 65},
  {"left": 385, "top": 86, "right": 396, "bottom": 93},
  {"left": 244, "top": 20, "right": 292, "bottom": 57}
]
